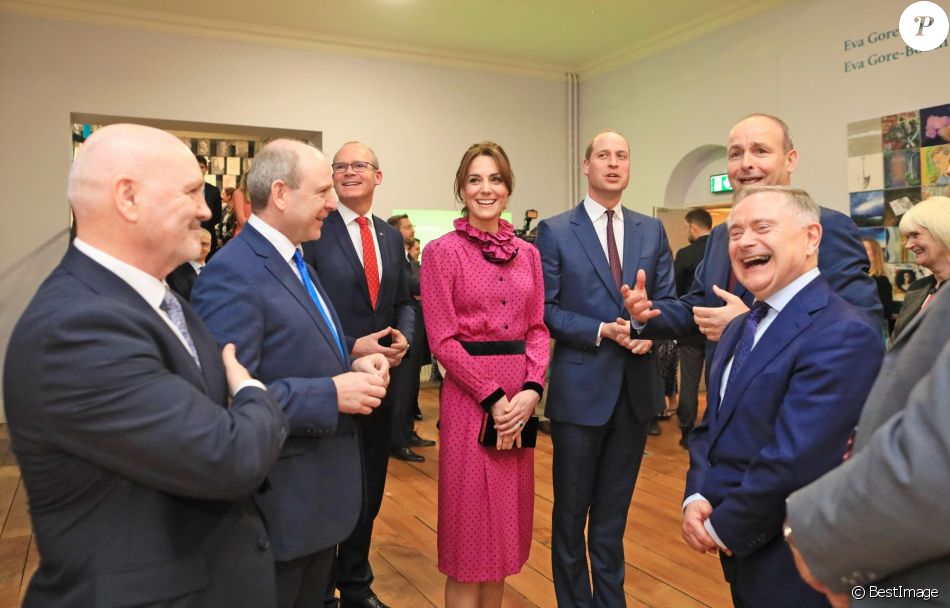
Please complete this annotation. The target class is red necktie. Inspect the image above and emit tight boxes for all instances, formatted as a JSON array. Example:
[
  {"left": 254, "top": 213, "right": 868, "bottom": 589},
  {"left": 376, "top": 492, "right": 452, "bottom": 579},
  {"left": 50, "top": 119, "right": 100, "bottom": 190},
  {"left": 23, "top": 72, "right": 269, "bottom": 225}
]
[{"left": 356, "top": 216, "right": 380, "bottom": 309}]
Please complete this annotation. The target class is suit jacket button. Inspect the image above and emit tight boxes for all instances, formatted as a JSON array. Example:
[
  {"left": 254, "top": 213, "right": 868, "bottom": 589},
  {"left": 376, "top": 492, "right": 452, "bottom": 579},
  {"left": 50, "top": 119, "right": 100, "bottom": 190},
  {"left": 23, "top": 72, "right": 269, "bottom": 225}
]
[{"left": 258, "top": 537, "right": 270, "bottom": 551}]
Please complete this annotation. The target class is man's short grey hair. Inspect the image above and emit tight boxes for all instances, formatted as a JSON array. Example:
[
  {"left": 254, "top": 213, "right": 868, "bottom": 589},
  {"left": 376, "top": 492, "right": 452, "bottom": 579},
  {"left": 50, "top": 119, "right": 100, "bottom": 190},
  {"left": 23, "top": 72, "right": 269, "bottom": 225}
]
[
  {"left": 247, "top": 140, "right": 304, "bottom": 212},
  {"left": 730, "top": 186, "right": 820, "bottom": 224}
]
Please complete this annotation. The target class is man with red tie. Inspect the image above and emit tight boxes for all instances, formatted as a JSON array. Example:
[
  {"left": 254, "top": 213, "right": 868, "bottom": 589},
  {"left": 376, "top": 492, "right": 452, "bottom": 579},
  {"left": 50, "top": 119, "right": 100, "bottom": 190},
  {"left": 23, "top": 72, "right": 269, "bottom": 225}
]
[{"left": 302, "top": 141, "right": 415, "bottom": 608}]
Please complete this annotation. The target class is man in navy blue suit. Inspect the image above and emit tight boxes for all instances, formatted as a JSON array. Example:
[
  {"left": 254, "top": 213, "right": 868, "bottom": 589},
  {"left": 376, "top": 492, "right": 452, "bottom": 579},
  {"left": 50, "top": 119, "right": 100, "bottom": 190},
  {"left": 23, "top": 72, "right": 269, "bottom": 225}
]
[
  {"left": 624, "top": 114, "right": 879, "bottom": 361},
  {"left": 301, "top": 141, "right": 414, "bottom": 608},
  {"left": 535, "top": 130, "right": 670, "bottom": 607},
  {"left": 4, "top": 124, "right": 289, "bottom": 607},
  {"left": 679, "top": 186, "right": 883, "bottom": 607},
  {"left": 191, "top": 139, "right": 390, "bottom": 608}
]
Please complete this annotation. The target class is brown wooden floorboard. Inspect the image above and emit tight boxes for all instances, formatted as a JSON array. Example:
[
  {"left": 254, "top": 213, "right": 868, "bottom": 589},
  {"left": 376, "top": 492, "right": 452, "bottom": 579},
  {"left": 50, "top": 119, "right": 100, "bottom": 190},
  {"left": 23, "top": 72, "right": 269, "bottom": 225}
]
[{"left": 0, "top": 385, "right": 729, "bottom": 606}]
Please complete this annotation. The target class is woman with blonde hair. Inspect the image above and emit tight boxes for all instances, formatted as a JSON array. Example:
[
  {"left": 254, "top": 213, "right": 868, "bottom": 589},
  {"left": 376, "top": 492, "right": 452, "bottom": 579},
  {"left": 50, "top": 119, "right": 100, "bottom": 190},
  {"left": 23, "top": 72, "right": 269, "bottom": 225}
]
[
  {"left": 861, "top": 236, "right": 894, "bottom": 335},
  {"left": 891, "top": 196, "right": 950, "bottom": 340},
  {"left": 421, "top": 141, "right": 549, "bottom": 608}
]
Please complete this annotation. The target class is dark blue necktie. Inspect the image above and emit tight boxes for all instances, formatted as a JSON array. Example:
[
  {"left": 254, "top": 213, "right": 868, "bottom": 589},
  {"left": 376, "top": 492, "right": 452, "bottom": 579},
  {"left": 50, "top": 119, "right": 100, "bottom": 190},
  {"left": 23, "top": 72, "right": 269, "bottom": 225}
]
[
  {"left": 292, "top": 250, "right": 346, "bottom": 360},
  {"left": 723, "top": 301, "right": 770, "bottom": 402}
]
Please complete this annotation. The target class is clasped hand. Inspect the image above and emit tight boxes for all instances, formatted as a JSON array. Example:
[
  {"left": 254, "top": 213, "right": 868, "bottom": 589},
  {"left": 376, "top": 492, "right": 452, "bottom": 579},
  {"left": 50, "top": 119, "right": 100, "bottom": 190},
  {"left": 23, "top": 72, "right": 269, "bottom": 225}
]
[
  {"left": 352, "top": 326, "right": 409, "bottom": 367},
  {"left": 491, "top": 390, "right": 539, "bottom": 450}
]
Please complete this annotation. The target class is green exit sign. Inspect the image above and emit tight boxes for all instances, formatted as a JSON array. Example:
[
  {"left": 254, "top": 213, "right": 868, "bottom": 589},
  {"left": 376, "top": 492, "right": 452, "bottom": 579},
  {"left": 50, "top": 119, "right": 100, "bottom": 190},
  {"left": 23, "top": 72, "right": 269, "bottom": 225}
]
[{"left": 710, "top": 174, "right": 733, "bottom": 194}]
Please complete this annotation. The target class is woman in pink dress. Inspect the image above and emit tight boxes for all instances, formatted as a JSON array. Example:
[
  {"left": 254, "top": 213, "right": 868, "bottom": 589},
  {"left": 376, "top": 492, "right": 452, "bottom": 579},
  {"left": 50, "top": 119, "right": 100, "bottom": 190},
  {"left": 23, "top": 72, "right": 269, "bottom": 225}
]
[{"left": 421, "top": 141, "right": 550, "bottom": 608}]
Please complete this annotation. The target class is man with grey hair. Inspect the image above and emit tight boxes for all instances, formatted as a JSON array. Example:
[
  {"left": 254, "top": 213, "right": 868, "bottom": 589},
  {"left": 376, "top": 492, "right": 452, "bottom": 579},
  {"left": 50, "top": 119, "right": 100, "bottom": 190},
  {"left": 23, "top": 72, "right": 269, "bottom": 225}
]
[
  {"left": 302, "top": 140, "right": 414, "bottom": 608},
  {"left": 192, "top": 138, "right": 390, "bottom": 608},
  {"left": 4, "top": 123, "right": 289, "bottom": 606},
  {"left": 679, "top": 186, "right": 883, "bottom": 607}
]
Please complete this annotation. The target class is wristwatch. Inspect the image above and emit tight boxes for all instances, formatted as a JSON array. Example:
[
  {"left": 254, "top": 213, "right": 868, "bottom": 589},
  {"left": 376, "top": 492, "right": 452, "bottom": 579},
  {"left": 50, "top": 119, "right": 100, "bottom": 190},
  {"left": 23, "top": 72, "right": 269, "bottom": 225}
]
[{"left": 783, "top": 522, "right": 795, "bottom": 548}]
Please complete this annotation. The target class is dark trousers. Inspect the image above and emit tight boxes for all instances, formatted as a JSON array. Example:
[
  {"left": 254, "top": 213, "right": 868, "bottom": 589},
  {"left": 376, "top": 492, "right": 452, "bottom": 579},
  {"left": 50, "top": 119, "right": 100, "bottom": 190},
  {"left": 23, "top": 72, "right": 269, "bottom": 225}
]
[
  {"left": 390, "top": 341, "right": 427, "bottom": 449},
  {"left": 550, "top": 382, "right": 650, "bottom": 608},
  {"left": 721, "top": 537, "right": 831, "bottom": 608},
  {"left": 276, "top": 547, "right": 335, "bottom": 608},
  {"left": 677, "top": 344, "right": 705, "bottom": 431},
  {"left": 329, "top": 391, "right": 395, "bottom": 603}
]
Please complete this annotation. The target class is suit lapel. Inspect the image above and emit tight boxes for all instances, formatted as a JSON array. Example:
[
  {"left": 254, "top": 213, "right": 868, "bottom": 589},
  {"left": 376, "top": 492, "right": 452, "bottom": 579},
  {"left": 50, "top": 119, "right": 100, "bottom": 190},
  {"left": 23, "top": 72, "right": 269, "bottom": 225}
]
[
  {"left": 570, "top": 204, "right": 621, "bottom": 305},
  {"left": 243, "top": 225, "right": 348, "bottom": 366},
  {"left": 620, "top": 208, "right": 643, "bottom": 290},
  {"left": 63, "top": 246, "right": 208, "bottom": 387},
  {"left": 889, "top": 278, "right": 935, "bottom": 348},
  {"left": 704, "top": 319, "right": 743, "bottom": 429},
  {"left": 707, "top": 278, "right": 828, "bottom": 450}
]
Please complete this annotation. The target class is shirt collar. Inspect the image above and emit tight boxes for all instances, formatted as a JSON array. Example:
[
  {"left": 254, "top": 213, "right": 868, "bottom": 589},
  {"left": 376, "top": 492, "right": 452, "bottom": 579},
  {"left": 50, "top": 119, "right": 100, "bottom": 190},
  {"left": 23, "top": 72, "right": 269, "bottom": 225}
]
[
  {"left": 764, "top": 267, "right": 821, "bottom": 313},
  {"left": 338, "top": 203, "right": 374, "bottom": 226},
  {"left": 72, "top": 238, "right": 167, "bottom": 309},
  {"left": 248, "top": 214, "right": 298, "bottom": 262},
  {"left": 583, "top": 194, "right": 623, "bottom": 223}
]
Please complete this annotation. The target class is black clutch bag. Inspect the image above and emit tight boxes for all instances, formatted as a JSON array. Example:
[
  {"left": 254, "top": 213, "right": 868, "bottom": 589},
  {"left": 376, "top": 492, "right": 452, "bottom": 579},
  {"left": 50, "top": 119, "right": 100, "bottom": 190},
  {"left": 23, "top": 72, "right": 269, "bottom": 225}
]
[{"left": 478, "top": 414, "right": 539, "bottom": 448}]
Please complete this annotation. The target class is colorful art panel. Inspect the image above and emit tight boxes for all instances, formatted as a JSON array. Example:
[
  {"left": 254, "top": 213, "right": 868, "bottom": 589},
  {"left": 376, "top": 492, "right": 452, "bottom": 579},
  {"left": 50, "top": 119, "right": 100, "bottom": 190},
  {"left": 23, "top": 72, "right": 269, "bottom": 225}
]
[
  {"left": 848, "top": 153, "right": 884, "bottom": 192},
  {"left": 850, "top": 191, "right": 884, "bottom": 227},
  {"left": 883, "top": 188, "right": 921, "bottom": 226},
  {"left": 883, "top": 149, "right": 921, "bottom": 189},
  {"left": 922, "top": 145, "right": 950, "bottom": 186},
  {"left": 881, "top": 111, "right": 921, "bottom": 151},
  {"left": 920, "top": 103, "right": 950, "bottom": 147},
  {"left": 847, "top": 118, "right": 882, "bottom": 157}
]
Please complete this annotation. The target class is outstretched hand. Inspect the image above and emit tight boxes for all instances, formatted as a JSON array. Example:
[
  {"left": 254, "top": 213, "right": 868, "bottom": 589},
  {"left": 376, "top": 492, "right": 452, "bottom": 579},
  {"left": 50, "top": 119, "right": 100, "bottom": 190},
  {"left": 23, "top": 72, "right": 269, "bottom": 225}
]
[{"left": 622, "top": 269, "right": 661, "bottom": 323}]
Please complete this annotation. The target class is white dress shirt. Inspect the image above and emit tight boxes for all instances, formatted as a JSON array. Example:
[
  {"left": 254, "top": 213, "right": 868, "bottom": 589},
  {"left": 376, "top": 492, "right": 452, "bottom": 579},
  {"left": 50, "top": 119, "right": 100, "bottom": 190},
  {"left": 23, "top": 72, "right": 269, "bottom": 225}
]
[
  {"left": 337, "top": 204, "right": 383, "bottom": 282},
  {"left": 72, "top": 238, "right": 264, "bottom": 394},
  {"left": 684, "top": 267, "right": 822, "bottom": 551},
  {"left": 583, "top": 194, "right": 625, "bottom": 345}
]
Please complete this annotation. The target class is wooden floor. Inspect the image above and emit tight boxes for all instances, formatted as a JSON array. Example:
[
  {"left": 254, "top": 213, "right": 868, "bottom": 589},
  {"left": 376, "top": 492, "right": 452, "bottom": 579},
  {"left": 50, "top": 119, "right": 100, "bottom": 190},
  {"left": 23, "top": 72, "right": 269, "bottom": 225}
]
[{"left": 0, "top": 387, "right": 730, "bottom": 607}]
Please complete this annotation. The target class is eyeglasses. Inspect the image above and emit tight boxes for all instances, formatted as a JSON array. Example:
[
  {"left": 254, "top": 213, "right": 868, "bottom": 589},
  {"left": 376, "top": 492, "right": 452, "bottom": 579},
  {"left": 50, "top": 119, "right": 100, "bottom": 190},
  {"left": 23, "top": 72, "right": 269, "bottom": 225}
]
[{"left": 331, "top": 161, "right": 377, "bottom": 174}]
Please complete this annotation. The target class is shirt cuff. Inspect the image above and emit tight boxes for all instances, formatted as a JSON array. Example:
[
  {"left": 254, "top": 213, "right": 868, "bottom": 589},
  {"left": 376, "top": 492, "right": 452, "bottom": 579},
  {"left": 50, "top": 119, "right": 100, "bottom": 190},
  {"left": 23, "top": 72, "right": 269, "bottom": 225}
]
[
  {"left": 682, "top": 493, "right": 707, "bottom": 511},
  {"left": 595, "top": 322, "right": 604, "bottom": 347},
  {"left": 235, "top": 379, "right": 266, "bottom": 395},
  {"left": 631, "top": 319, "right": 646, "bottom": 334},
  {"left": 704, "top": 518, "right": 730, "bottom": 552}
]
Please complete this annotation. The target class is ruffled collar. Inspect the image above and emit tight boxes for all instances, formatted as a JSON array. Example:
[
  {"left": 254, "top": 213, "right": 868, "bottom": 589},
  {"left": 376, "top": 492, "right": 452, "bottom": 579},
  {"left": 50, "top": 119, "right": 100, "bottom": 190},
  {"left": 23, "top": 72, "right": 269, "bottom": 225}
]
[{"left": 454, "top": 217, "right": 519, "bottom": 264}]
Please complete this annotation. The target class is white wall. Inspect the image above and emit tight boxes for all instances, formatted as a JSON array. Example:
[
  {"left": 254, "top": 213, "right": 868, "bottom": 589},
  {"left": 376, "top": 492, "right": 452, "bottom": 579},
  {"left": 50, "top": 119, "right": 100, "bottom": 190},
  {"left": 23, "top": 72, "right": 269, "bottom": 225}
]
[
  {"left": 580, "top": 0, "right": 950, "bottom": 213},
  {"left": 0, "top": 13, "right": 569, "bottom": 416}
]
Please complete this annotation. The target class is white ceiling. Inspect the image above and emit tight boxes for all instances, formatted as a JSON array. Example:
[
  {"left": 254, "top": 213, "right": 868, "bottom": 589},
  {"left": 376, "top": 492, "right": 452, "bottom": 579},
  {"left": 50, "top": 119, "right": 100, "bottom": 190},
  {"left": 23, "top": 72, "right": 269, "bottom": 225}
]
[{"left": 1, "top": 0, "right": 803, "bottom": 79}]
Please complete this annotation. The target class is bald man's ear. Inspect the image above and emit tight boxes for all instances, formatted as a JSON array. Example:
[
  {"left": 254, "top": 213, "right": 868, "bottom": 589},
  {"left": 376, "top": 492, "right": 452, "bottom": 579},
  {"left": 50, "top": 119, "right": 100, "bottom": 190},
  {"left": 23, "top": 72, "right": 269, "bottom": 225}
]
[{"left": 113, "top": 176, "right": 140, "bottom": 223}]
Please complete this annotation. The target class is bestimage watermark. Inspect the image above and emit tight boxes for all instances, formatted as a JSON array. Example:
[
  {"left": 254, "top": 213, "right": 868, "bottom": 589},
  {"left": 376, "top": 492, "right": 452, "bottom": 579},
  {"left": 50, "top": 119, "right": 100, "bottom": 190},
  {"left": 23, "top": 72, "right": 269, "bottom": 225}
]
[{"left": 851, "top": 585, "right": 940, "bottom": 601}]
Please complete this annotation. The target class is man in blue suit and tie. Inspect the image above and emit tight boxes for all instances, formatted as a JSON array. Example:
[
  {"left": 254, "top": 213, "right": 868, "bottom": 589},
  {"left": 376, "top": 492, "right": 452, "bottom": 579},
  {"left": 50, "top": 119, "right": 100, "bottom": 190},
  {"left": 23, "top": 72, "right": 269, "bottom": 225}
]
[
  {"left": 678, "top": 186, "right": 883, "bottom": 607},
  {"left": 191, "top": 139, "right": 390, "bottom": 608},
  {"left": 535, "top": 130, "right": 671, "bottom": 607},
  {"left": 624, "top": 114, "right": 879, "bottom": 362},
  {"left": 302, "top": 141, "right": 415, "bottom": 608}
]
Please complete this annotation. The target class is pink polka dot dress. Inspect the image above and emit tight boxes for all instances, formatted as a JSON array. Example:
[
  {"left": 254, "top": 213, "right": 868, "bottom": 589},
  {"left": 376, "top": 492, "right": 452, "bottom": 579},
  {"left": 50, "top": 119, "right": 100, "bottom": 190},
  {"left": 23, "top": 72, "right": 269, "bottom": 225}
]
[{"left": 420, "top": 217, "right": 550, "bottom": 584}]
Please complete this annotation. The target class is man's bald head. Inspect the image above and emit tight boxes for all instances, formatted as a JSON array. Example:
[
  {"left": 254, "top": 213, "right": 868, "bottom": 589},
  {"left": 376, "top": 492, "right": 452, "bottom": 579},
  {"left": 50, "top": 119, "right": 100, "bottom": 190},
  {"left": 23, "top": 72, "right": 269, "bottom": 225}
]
[{"left": 68, "top": 124, "right": 211, "bottom": 278}]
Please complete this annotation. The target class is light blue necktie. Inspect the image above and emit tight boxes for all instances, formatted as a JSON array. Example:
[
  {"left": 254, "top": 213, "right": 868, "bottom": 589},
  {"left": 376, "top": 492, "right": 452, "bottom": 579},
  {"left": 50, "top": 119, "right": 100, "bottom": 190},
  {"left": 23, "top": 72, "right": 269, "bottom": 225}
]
[
  {"left": 292, "top": 250, "right": 347, "bottom": 360},
  {"left": 160, "top": 288, "right": 201, "bottom": 368}
]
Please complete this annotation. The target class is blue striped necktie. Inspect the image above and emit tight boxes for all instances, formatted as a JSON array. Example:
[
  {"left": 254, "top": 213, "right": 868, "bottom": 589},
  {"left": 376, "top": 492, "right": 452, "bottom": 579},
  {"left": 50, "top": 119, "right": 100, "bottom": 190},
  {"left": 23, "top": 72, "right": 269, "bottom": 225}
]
[
  {"left": 723, "top": 301, "right": 770, "bottom": 402},
  {"left": 292, "top": 250, "right": 346, "bottom": 360}
]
